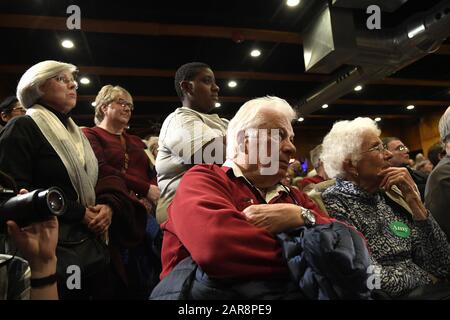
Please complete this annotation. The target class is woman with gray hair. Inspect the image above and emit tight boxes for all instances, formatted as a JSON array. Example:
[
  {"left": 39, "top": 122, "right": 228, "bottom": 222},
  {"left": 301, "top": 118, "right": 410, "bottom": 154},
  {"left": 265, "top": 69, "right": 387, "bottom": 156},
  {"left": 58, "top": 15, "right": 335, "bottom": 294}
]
[
  {"left": 320, "top": 117, "right": 450, "bottom": 298},
  {"left": 0, "top": 60, "right": 113, "bottom": 299}
]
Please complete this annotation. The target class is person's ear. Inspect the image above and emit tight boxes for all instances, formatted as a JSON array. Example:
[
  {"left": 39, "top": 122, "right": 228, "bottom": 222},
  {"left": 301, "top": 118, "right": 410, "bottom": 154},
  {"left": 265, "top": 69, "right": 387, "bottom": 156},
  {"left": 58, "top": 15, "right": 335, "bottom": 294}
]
[
  {"left": 180, "top": 80, "right": 193, "bottom": 96},
  {"left": 236, "top": 130, "right": 247, "bottom": 154},
  {"left": 343, "top": 158, "right": 359, "bottom": 178},
  {"left": 0, "top": 112, "right": 8, "bottom": 122}
]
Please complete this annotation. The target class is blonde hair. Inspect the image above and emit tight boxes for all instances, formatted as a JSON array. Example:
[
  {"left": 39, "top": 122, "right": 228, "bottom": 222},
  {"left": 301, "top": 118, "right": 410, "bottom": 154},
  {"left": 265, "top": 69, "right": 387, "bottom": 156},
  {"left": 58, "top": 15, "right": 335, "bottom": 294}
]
[
  {"left": 17, "top": 60, "right": 77, "bottom": 108},
  {"left": 94, "top": 85, "right": 133, "bottom": 125}
]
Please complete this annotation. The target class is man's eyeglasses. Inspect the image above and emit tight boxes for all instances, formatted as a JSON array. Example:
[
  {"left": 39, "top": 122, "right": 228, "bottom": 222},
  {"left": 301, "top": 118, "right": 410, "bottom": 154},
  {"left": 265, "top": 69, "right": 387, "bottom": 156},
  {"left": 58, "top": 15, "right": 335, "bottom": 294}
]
[
  {"left": 361, "top": 143, "right": 387, "bottom": 154},
  {"left": 52, "top": 75, "right": 78, "bottom": 89},
  {"left": 394, "top": 145, "right": 409, "bottom": 152},
  {"left": 113, "top": 99, "right": 134, "bottom": 111}
]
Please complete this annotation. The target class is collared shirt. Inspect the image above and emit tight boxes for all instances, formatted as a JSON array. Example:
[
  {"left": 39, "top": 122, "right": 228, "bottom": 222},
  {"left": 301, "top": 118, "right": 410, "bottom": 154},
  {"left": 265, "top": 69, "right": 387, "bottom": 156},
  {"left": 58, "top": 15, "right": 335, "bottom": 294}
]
[
  {"left": 223, "top": 159, "right": 288, "bottom": 203},
  {"left": 322, "top": 178, "right": 450, "bottom": 296}
]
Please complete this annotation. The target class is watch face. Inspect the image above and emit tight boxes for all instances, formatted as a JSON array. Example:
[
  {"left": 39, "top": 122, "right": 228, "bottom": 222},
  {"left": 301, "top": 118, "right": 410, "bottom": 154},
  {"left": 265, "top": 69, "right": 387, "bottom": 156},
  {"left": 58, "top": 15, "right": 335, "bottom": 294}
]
[{"left": 303, "top": 209, "right": 316, "bottom": 225}]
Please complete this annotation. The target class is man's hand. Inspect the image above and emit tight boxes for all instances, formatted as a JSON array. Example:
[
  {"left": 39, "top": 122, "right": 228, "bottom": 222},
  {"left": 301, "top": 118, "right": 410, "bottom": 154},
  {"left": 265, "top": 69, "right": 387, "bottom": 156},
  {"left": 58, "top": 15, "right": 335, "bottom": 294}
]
[
  {"left": 87, "top": 204, "right": 113, "bottom": 234},
  {"left": 243, "top": 203, "right": 302, "bottom": 234}
]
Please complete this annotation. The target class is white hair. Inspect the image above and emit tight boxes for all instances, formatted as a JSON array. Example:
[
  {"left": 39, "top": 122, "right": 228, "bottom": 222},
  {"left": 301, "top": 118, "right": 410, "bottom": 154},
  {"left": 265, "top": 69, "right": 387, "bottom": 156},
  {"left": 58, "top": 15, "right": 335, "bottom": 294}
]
[
  {"left": 16, "top": 60, "right": 77, "bottom": 108},
  {"left": 226, "top": 96, "right": 296, "bottom": 159},
  {"left": 438, "top": 106, "right": 450, "bottom": 143},
  {"left": 321, "top": 117, "right": 380, "bottom": 178}
]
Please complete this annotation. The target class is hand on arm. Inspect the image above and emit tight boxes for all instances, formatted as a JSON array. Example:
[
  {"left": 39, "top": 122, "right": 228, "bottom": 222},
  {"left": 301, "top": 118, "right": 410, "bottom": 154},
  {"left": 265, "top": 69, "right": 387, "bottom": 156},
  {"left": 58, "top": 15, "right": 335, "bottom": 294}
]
[{"left": 243, "top": 203, "right": 303, "bottom": 234}]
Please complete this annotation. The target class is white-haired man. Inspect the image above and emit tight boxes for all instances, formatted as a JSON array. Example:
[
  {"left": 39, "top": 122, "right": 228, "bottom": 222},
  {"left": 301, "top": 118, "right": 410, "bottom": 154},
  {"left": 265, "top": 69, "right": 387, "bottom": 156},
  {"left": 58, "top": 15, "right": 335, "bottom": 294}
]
[
  {"left": 425, "top": 106, "right": 450, "bottom": 241},
  {"left": 151, "top": 96, "right": 374, "bottom": 300}
]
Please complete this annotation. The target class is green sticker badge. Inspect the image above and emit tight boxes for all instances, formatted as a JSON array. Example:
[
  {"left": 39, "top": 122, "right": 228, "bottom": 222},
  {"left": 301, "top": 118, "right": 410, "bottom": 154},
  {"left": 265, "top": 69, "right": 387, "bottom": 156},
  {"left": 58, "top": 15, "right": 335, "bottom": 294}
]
[{"left": 389, "top": 221, "right": 411, "bottom": 238}]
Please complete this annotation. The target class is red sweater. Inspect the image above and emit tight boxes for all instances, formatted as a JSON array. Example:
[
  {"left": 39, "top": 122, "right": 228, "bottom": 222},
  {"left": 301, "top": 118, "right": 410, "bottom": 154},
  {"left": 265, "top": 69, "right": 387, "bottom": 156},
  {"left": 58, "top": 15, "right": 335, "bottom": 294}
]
[
  {"left": 82, "top": 126, "right": 155, "bottom": 197},
  {"left": 161, "top": 164, "right": 332, "bottom": 280},
  {"left": 297, "top": 175, "right": 325, "bottom": 190}
]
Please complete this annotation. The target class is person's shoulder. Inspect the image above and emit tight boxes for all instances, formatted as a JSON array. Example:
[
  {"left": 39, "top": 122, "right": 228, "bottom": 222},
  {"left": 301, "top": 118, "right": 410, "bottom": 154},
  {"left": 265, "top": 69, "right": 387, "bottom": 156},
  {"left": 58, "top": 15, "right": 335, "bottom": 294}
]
[
  {"left": 126, "top": 132, "right": 146, "bottom": 148},
  {"left": 428, "top": 157, "right": 450, "bottom": 182},
  {"left": 0, "top": 115, "right": 37, "bottom": 136}
]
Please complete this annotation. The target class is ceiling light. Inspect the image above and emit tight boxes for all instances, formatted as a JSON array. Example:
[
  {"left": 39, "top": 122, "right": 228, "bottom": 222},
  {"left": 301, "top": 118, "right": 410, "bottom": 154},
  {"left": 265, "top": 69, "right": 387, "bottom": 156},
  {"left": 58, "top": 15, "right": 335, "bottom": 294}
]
[
  {"left": 215, "top": 102, "right": 221, "bottom": 108},
  {"left": 79, "top": 77, "right": 90, "bottom": 85},
  {"left": 91, "top": 102, "right": 96, "bottom": 107},
  {"left": 408, "top": 24, "right": 425, "bottom": 39},
  {"left": 287, "top": 0, "right": 300, "bottom": 7},
  {"left": 250, "top": 49, "right": 261, "bottom": 57},
  {"left": 298, "top": 117, "right": 304, "bottom": 122},
  {"left": 374, "top": 117, "right": 381, "bottom": 122},
  {"left": 354, "top": 85, "right": 363, "bottom": 91},
  {"left": 322, "top": 104, "right": 329, "bottom": 109},
  {"left": 406, "top": 105, "right": 415, "bottom": 110},
  {"left": 61, "top": 39, "right": 74, "bottom": 49},
  {"left": 228, "top": 81, "right": 237, "bottom": 88}
]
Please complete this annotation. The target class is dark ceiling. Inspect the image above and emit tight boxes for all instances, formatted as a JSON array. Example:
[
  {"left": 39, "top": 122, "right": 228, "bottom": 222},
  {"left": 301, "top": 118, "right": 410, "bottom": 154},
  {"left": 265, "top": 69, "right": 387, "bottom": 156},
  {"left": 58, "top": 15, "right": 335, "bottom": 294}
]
[{"left": 0, "top": 0, "right": 449, "bottom": 137}]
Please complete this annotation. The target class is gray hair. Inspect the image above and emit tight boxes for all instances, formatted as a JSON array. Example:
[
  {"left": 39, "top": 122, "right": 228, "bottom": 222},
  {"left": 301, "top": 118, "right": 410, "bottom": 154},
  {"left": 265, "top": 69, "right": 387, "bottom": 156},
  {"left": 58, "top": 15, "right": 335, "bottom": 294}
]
[
  {"left": 94, "top": 85, "right": 132, "bottom": 125},
  {"left": 226, "top": 96, "right": 296, "bottom": 159},
  {"left": 310, "top": 144, "right": 323, "bottom": 169},
  {"left": 321, "top": 117, "right": 381, "bottom": 178},
  {"left": 438, "top": 106, "right": 450, "bottom": 143},
  {"left": 16, "top": 60, "right": 77, "bottom": 108}
]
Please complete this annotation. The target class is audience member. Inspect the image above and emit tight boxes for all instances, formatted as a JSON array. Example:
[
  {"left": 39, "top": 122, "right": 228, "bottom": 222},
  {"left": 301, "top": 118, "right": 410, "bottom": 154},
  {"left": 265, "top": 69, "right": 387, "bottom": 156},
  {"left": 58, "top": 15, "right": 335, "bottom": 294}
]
[
  {"left": 297, "top": 144, "right": 328, "bottom": 192},
  {"left": 382, "top": 137, "right": 428, "bottom": 200},
  {"left": 155, "top": 62, "right": 228, "bottom": 223},
  {"left": 425, "top": 106, "right": 450, "bottom": 241},
  {"left": 152, "top": 97, "right": 371, "bottom": 300},
  {"left": 0, "top": 60, "right": 114, "bottom": 299},
  {"left": 428, "top": 142, "right": 445, "bottom": 167},
  {"left": 0, "top": 96, "right": 26, "bottom": 129},
  {"left": 83, "top": 85, "right": 161, "bottom": 298},
  {"left": 321, "top": 118, "right": 450, "bottom": 298}
]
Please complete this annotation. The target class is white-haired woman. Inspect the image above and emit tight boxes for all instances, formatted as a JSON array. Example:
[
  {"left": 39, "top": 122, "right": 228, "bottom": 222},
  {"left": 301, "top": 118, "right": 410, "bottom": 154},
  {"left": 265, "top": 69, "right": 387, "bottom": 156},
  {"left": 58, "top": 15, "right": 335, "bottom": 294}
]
[
  {"left": 320, "top": 117, "right": 450, "bottom": 298},
  {"left": 0, "top": 60, "right": 113, "bottom": 299},
  {"left": 82, "top": 85, "right": 161, "bottom": 299}
]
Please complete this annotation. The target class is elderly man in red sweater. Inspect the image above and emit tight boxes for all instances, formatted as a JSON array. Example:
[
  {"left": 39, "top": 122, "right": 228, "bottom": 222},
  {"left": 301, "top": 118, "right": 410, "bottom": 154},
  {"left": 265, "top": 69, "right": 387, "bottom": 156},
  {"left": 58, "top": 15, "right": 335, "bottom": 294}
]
[{"left": 159, "top": 96, "right": 333, "bottom": 286}]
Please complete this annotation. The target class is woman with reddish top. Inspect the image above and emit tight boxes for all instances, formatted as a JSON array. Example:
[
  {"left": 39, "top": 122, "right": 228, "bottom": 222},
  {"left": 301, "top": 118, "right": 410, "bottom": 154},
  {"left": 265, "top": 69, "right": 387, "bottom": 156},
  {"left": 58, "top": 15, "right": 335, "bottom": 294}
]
[{"left": 83, "top": 85, "right": 161, "bottom": 299}]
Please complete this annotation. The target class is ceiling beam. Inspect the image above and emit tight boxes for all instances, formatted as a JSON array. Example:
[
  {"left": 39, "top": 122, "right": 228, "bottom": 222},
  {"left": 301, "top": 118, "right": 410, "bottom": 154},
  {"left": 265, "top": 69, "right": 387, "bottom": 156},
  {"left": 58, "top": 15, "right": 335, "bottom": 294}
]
[
  {"left": 76, "top": 95, "right": 449, "bottom": 106},
  {"left": 0, "top": 14, "right": 302, "bottom": 44},
  {"left": 2, "top": 65, "right": 450, "bottom": 87}
]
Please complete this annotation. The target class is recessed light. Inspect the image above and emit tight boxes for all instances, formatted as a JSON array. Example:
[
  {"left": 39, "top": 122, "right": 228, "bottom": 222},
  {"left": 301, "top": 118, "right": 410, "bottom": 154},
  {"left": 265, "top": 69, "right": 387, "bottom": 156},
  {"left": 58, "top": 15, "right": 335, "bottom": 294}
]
[
  {"left": 406, "top": 105, "right": 415, "bottom": 110},
  {"left": 298, "top": 117, "right": 304, "bottom": 122},
  {"left": 215, "top": 102, "right": 221, "bottom": 108},
  {"left": 287, "top": 0, "right": 300, "bottom": 7},
  {"left": 250, "top": 49, "right": 261, "bottom": 57},
  {"left": 354, "top": 85, "right": 363, "bottom": 91},
  {"left": 322, "top": 104, "right": 329, "bottom": 109},
  {"left": 61, "top": 39, "right": 74, "bottom": 49},
  {"left": 79, "top": 77, "right": 90, "bottom": 85},
  {"left": 374, "top": 117, "right": 381, "bottom": 122},
  {"left": 91, "top": 102, "right": 96, "bottom": 107},
  {"left": 228, "top": 81, "right": 237, "bottom": 88}
]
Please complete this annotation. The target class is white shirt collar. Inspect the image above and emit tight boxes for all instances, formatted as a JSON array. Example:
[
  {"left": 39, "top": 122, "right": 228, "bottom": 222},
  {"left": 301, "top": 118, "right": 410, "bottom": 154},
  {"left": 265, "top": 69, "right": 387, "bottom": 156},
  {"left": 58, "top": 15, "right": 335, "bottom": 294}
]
[{"left": 223, "top": 159, "right": 289, "bottom": 203}]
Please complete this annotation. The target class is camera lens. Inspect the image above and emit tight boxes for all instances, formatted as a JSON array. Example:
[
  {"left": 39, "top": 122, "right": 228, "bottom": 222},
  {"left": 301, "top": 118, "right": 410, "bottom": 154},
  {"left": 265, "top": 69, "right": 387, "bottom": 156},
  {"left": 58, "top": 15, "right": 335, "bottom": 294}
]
[{"left": 46, "top": 188, "right": 65, "bottom": 215}]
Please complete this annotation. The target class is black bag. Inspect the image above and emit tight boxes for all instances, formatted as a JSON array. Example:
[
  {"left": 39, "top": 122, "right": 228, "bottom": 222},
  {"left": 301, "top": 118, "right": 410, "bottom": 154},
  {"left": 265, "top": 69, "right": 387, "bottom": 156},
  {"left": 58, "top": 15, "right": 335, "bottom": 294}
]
[{"left": 56, "top": 235, "right": 110, "bottom": 279}]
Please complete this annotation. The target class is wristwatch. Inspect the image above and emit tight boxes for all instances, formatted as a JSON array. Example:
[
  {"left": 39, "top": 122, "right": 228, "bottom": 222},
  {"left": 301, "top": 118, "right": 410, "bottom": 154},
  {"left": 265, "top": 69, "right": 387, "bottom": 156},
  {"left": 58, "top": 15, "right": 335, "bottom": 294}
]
[{"left": 300, "top": 207, "right": 316, "bottom": 227}]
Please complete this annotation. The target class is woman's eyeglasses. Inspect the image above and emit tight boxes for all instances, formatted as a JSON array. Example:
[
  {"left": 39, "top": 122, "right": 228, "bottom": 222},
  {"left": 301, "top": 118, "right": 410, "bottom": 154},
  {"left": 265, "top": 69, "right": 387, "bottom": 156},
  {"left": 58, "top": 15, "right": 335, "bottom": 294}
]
[
  {"left": 361, "top": 143, "right": 388, "bottom": 154},
  {"left": 112, "top": 99, "right": 134, "bottom": 111},
  {"left": 52, "top": 75, "right": 78, "bottom": 89}
]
